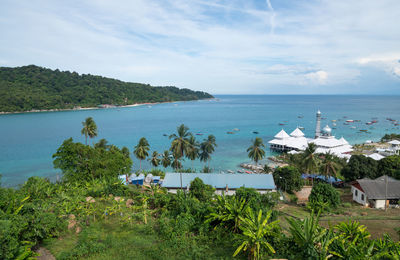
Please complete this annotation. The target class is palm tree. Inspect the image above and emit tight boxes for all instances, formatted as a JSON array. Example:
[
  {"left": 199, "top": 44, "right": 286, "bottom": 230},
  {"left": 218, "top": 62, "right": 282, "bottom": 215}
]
[
  {"left": 169, "top": 124, "right": 191, "bottom": 159},
  {"left": 149, "top": 151, "right": 160, "bottom": 168},
  {"left": 161, "top": 150, "right": 171, "bottom": 170},
  {"left": 302, "top": 143, "right": 319, "bottom": 185},
  {"left": 134, "top": 137, "right": 150, "bottom": 171},
  {"left": 171, "top": 153, "right": 182, "bottom": 171},
  {"left": 186, "top": 135, "right": 199, "bottom": 170},
  {"left": 247, "top": 137, "right": 266, "bottom": 165},
  {"left": 320, "top": 152, "right": 341, "bottom": 185},
  {"left": 200, "top": 135, "right": 217, "bottom": 168},
  {"left": 81, "top": 117, "right": 97, "bottom": 145},
  {"left": 234, "top": 208, "right": 279, "bottom": 260}
]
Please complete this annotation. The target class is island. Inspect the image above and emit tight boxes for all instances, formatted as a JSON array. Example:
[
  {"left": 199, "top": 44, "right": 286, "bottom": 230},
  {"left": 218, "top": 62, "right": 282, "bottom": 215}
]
[{"left": 0, "top": 65, "right": 213, "bottom": 113}]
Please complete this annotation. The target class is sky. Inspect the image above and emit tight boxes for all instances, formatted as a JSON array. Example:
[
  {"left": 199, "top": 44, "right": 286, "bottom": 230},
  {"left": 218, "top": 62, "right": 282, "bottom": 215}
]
[{"left": 0, "top": 0, "right": 400, "bottom": 94}]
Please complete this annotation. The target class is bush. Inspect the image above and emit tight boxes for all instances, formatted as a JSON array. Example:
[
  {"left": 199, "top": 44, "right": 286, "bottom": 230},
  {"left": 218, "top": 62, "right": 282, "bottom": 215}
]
[
  {"left": 273, "top": 166, "right": 303, "bottom": 193},
  {"left": 189, "top": 178, "right": 215, "bottom": 202},
  {"left": 308, "top": 183, "right": 340, "bottom": 212},
  {"left": 235, "top": 187, "right": 279, "bottom": 211}
]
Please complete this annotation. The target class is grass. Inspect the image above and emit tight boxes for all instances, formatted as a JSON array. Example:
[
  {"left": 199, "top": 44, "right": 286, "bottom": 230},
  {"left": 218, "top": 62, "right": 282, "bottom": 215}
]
[
  {"left": 43, "top": 218, "right": 236, "bottom": 260},
  {"left": 276, "top": 186, "right": 400, "bottom": 239}
]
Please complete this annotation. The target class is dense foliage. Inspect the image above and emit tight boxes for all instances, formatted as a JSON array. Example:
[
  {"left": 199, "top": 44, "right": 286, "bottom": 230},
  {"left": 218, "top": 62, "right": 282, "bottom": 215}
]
[
  {"left": 273, "top": 166, "right": 303, "bottom": 193},
  {"left": 308, "top": 183, "right": 341, "bottom": 212},
  {"left": 381, "top": 133, "right": 400, "bottom": 142},
  {"left": 342, "top": 154, "right": 400, "bottom": 181},
  {"left": 0, "top": 65, "right": 213, "bottom": 112}
]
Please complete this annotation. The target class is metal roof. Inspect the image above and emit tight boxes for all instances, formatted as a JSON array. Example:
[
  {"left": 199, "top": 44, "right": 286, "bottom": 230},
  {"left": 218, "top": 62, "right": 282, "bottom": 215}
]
[
  {"left": 356, "top": 176, "right": 400, "bottom": 199},
  {"left": 161, "top": 173, "right": 276, "bottom": 190}
]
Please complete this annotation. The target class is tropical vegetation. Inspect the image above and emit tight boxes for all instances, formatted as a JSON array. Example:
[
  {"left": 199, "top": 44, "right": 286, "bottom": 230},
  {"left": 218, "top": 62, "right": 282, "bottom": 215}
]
[{"left": 0, "top": 65, "right": 213, "bottom": 112}]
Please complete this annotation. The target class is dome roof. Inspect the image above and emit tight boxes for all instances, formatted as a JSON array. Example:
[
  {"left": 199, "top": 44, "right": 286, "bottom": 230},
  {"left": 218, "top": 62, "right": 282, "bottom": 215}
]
[
  {"left": 322, "top": 125, "right": 332, "bottom": 134},
  {"left": 317, "top": 110, "right": 321, "bottom": 115}
]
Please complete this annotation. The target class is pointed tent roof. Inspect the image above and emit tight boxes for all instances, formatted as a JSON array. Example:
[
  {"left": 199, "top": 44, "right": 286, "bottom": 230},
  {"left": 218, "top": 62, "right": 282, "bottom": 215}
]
[
  {"left": 388, "top": 140, "right": 400, "bottom": 145},
  {"left": 274, "top": 129, "right": 290, "bottom": 139},
  {"left": 290, "top": 128, "right": 305, "bottom": 137},
  {"left": 368, "top": 153, "right": 385, "bottom": 161},
  {"left": 339, "top": 137, "right": 349, "bottom": 145}
]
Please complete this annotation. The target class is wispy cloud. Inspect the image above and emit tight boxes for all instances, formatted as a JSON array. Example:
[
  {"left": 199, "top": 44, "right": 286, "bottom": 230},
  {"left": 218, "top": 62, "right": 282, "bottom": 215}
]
[{"left": 0, "top": 0, "right": 399, "bottom": 94}]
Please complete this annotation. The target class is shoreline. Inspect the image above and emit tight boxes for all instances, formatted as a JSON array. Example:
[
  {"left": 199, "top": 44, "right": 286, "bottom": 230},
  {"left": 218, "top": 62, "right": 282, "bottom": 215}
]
[{"left": 0, "top": 98, "right": 215, "bottom": 115}]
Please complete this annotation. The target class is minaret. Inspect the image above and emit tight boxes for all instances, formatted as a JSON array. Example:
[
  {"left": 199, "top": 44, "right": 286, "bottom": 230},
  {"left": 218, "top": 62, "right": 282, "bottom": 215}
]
[{"left": 315, "top": 110, "right": 321, "bottom": 138}]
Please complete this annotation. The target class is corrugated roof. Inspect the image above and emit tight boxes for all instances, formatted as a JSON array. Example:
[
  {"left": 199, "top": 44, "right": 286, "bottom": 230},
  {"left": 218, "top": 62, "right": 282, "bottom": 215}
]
[
  {"left": 161, "top": 173, "right": 276, "bottom": 190},
  {"left": 357, "top": 176, "right": 400, "bottom": 199}
]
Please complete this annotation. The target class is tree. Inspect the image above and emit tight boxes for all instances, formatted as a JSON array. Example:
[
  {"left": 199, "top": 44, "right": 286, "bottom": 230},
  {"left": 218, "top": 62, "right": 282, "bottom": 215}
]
[
  {"left": 186, "top": 135, "right": 199, "bottom": 169},
  {"left": 171, "top": 154, "right": 182, "bottom": 171},
  {"left": 302, "top": 143, "right": 319, "bottom": 185},
  {"left": 378, "top": 155, "right": 400, "bottom": 180},
  {"left": 273, "top": 166, "right": 303, "bottom": 193},
  {"left": 121, "top": 147, "right": 130, "bottom": 159},
  {"left": 247, "top": 137, "right": 266, "bottom": 165},
  {"left": 341, "top": 155, "right": 378, "bottom": 181},
  {"left": 95, "top": 138, "right": 109, "bottom": 149},
  {"left": 319, "top": 152, "right": 342, "bottom": 184},
  {"left": 134, "top": 137, "right": 150, "bottom": 171},
  {"left": 161, "top": 150, "right": 171, "bottom": 170},
  {"left": 189, "top": 177, "right": 215, "bottom": 202},
  {"left": 169, "top": 124, "right": 191, "bottom": 160},
  {"left": 53, "top": 138, "right": 132, "bottom": 182},
  {"left": 81, "top": 117, "right": 98, "bottom": 145},
  {"left": 149, "top": 151, "right": 160, "bottom": 168},
  {"left": 308, "top": 183, "right": 340, "bottom": 211},
  {"left": 234, "top": 208, "right": 279, "bottom": 260},
  {"left": 199, "top": 135, "right": 217, "bottom": 168}
]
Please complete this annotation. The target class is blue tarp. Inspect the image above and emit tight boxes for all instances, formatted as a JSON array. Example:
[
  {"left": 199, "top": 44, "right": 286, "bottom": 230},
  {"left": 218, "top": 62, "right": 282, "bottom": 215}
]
[{"left": 301, "top": 174, "right": 342, "bottom": 184}]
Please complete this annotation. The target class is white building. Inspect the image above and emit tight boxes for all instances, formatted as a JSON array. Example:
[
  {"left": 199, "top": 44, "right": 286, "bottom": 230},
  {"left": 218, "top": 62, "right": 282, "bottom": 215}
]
[
  {"left": 269, "top": 111, "right": 353, "bottom": 158},
  {"left": 351, "top": 176, "right": 400, "bottom": 209}
]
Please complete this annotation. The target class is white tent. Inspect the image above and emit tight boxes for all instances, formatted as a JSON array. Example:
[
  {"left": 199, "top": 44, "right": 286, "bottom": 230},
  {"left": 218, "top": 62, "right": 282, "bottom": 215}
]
[{"left": 368, "top": 153, "right": 385, "bottom": 160}]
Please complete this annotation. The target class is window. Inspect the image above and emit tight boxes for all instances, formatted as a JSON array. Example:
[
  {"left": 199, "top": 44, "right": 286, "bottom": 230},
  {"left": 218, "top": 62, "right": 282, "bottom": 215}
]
[
  {"left": 361, "top": 194, "right": 364, "bottom": 201},
  {"left": 355, "top": 190, "right": 358, "bottom": 196}
]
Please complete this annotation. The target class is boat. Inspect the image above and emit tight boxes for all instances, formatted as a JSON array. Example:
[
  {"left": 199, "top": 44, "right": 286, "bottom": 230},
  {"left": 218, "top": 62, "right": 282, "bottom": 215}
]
[
  {"left": 350, "top": 126, "right": 356, "bottom": 129},
  {"left": 253, "top": 131, "right": 259, "bottom": 134},
  {"left": 163, "top": 134, "right": 168, "bottom": 136},
  {"left": 331, "top": 120, "right": 336, "bottom": 122},
  {"left": 346, "top": 120, "right": 354, "bottom": 123},
  {"left": 227, "top": 131, "right": 235, "bottom": 134},
  {"left": 279, "top": 123, "right": 285, "bottom": 125},
  {"left": 371, "top": 120, "right": 378, "bottom": 123},
  {"left": 245, "top": 171, "right": 252, "bottom": 174},
  {"left": 360, "top": 129, "right": 368, "bottom": 132},
  {"left": 366, "top": 122, "right": 373, "bottom": 125},
  {"left": 233, "top": 128, "right": 240, "bottom": 131},
  {"left": 298, "top": 126, "right": 305, "bottom": 130},
  {"left": 237, "top": 170, "right": 245, "bottom": 173},
  {"left": 298, "top": 115, "right": 304, "bottom": 118},
  {"left": 195, "top": 133, "right": 203, "bottom": 136},
  {"left": 227, "top": 170, "right": 234, "bottom": 174},
  {"left": 332, "top": 123, "right": 337, "bottom": 126}
]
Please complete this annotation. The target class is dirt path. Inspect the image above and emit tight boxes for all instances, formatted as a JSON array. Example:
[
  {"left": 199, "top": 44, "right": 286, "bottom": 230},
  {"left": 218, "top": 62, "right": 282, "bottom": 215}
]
[{"left": 36, "top": 247, "right": 55, "bottom": 260}]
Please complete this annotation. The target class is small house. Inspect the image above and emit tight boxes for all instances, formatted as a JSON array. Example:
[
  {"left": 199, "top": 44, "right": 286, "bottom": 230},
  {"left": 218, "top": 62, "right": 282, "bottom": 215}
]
[{"left": 351, "top": 176, "right": 400, "bottom": 209}]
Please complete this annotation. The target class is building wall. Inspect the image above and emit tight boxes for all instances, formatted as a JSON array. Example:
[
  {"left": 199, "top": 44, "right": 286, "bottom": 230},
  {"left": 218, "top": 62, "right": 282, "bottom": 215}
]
[
  {"left": 351, "top": 186, "right": 367, "bottom": 206},
  {"left": 374, "top": 199, "right": 386, "bottom": 209}
]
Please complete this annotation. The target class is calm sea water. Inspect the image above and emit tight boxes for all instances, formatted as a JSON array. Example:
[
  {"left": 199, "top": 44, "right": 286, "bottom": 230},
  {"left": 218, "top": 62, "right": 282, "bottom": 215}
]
[{"left": 1, "top": 95, "right": 400, "bottom": 187}]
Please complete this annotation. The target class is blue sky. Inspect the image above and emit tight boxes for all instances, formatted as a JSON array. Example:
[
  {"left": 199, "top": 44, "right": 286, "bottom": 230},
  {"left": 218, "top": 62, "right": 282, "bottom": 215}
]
[{"left": 0, "top": 0, "right": 399, "bottom": 94}]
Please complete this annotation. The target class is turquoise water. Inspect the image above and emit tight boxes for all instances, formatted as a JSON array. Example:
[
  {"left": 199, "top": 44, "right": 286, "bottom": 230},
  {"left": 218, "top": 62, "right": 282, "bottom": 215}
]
[{"left": 1, "top": 95, "right": 400, "bottom": 187}]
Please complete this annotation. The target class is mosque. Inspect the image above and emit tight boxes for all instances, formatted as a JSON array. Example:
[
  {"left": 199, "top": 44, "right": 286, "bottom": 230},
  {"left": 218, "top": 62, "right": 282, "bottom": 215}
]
[{"left": 268, "top": 110, "right": 353, "bottom": 159}]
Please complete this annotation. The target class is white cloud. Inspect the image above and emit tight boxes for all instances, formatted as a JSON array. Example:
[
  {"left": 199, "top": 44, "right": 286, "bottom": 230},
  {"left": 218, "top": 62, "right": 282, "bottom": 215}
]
[{"left": 0, "top": 0, "right": 400, "bottom": 94}]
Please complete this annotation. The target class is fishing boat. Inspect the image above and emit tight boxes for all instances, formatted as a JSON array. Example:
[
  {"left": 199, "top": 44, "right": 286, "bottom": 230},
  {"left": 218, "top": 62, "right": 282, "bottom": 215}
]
[
  {"left": 298, "top": 115, "right": 304, "bottom": 118},
  {"left": 195, "top": 133, "right": 203, "bottom": 136},
  {"left": 163, "top": 134, "right": 168, "bottom": 136},
  {"left": 346, "top": 120, "right": 354, "bottom": 123},
  {"left": 298, "top": 126, "right": 305, "bottom": 130},
  {"left": 227, "top": 170, "right": 234, "bottom": 174},
  {"left": 279, "top": 123, "right": 285, "bottom": 125},
  {"left": 253, "top": 131, "right": 259, "bottom": 134},
  {"left": 360, "top": 129, "right": 368, "bottom": 132},
  {"left": 227, "top": 131, "right": 235, "bottom": 134},
  {"left": 366, "top": 122, "right": 373, "bottom": 125}
]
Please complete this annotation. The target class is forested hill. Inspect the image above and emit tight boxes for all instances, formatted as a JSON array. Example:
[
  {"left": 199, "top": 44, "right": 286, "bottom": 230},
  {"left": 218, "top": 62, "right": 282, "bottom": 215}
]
[{"left": 0, "top": 65, "right": 213, "bottom": 112}]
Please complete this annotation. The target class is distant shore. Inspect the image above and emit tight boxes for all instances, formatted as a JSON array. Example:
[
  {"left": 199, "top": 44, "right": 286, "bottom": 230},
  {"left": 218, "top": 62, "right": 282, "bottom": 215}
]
[{"left": 0, "top": 98, "right": 215, "bottom": 115}]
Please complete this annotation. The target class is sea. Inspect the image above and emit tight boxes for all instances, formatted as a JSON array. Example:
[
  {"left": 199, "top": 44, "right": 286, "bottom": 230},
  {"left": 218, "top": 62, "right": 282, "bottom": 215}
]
[{"left": 1, "top": 95, "right": 400, "bottom": 187}]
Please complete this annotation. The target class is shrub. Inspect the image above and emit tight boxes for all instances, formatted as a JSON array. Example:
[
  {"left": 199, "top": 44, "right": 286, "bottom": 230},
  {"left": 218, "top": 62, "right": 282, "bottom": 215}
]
[
  {"left": 308, "top": 183, "right": 340, "bottom": 212},
  {"left": 273, "top": 166, "right": 303, "bottom": 193},
  {"left": 189, "top": 178, "right": 215, "bottom": 202}
]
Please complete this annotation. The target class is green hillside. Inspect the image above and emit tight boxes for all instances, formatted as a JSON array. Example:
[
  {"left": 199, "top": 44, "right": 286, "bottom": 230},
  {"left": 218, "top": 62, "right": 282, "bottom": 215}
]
[{"left": 0, "top": 65, "right": 213, "bottom": 112}]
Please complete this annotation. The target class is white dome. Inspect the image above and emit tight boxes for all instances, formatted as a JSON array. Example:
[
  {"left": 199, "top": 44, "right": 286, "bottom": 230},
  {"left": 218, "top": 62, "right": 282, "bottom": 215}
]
[
  {"left": 317, "top": 110, "right": 321, "bottom": 115},
  {"left": 322, "top": 125, "right": 332, "bottom": 134}
]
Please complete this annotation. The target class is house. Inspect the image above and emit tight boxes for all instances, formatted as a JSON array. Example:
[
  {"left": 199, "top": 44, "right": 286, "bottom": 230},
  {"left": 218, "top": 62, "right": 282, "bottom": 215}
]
[
  {"left": 351, "top": 176, "right": 400, "bottom": 209},
  {"left": 161, "top": 173, "right": 276, "bottom": 195}
]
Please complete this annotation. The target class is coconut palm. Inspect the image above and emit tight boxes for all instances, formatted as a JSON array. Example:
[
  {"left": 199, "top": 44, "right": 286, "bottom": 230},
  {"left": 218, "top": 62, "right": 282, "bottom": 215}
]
[
  {"left": 81, "top": 117, "right": 97, "bottom": 145},
  {"left": 200, "top": 135, "right": 217, "bottom": 168},
  {"left": 186, "top": 135, "right": 199, "bottom": 170},
  {"left": 134, "top": 137, "right": 150, "bottom": 171},
  {"left": 169, "top": 124, "right": 191, "bottom": 159},
  {"left": 149, "top": 151, "right": 160, "bottom": 168},
  {"left": 161, "top": 150, "right": 171, "bottom": 170},
  {"left": 320, "top": 152, "right": 341, "bottom": 184},
  {"left": 171, "top": 153, "right": 182, "bottom": 170},
  {"left": 302, "top": 143, "right": 319, "bottom": 185},
  {"left": 247, "top": 137, "right": 266, "bottom": 165},
  {"left": 233, "top": 208, "right": 279, "bottom": 260}
]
